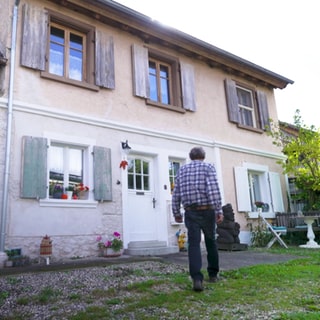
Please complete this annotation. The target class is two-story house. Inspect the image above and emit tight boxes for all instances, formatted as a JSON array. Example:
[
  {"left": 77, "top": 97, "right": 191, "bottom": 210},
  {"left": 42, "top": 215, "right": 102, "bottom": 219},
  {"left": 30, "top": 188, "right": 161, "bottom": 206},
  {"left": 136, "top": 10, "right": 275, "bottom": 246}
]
[{"left": 0, "top": 0, "right": 293, "bottom": 260}]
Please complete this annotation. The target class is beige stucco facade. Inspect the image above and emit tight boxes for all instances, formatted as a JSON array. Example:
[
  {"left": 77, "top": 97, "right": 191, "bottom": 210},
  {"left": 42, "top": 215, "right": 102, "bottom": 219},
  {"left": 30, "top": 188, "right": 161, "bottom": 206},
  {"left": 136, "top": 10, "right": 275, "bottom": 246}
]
[{"left": 0, "top": 0, "right": 293, "bottom": 260}]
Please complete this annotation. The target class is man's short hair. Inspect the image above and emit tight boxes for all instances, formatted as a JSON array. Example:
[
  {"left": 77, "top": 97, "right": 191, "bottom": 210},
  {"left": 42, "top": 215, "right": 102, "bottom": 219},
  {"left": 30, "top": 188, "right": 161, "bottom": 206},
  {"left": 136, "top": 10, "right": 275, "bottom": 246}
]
[{"left": 189, "top": 147, "right": 206, "bottom": 160}]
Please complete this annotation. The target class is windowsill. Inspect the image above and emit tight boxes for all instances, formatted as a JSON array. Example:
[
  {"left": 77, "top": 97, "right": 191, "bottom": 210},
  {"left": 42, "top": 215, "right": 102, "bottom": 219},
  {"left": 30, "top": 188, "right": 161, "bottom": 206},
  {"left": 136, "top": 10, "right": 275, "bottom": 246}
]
[
  {"left": 247, "top": 211, "right": 275, "bottom": 219},
  {"left": 39, "top": 199, "right": 98, "bottom": 208},
  {"left": 41, "top": 72, "right": 99, "bottom": 91},
  {"left": 170, "top": 222, "right": 184, "bottom": 226},
  {"left": 237, "top": 124, "right": 264, "bottom": 133},
  {"left": 146, "top": 99, "right": 186, "bottom": 113}
]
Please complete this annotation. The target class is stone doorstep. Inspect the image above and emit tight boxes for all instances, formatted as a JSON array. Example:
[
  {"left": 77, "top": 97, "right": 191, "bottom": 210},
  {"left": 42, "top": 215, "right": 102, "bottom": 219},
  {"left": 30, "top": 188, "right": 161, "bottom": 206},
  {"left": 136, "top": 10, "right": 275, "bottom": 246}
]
[{"left": 125, "top": 240, "right": 179, "bottom": 256}]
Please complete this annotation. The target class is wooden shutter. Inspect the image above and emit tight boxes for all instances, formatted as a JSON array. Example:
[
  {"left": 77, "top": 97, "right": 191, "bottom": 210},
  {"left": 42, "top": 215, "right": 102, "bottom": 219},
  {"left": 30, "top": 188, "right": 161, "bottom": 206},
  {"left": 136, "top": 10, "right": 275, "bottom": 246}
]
[
  {"left": 257, "top": 91, "right": 270, "bottom": 130},
  {"left": 224, "top": 79, "right": 239, "bottom": 123},
  {"left": 234, "top": 166, "right": 251, "bottom": 212},
  {"left": 180, "top": 61, "right": 197, "bottom": 111},
  {"left": 131, "top": 44, "right": 149, "bottom": 98},
  {"left": 95, "top": 31, "right": 115, "bottom": 89},
  {"left": 21, "top": 136, "right": 47, "bottom": 199},
  {"left": 21, "top": 4, "right": 47, "bottom": 70},
  {"left": 93, "top": 146, "right": 112, "bottom": 201},
  {"left": 268, "top": 172, "right": 285, "bottom": 212}
]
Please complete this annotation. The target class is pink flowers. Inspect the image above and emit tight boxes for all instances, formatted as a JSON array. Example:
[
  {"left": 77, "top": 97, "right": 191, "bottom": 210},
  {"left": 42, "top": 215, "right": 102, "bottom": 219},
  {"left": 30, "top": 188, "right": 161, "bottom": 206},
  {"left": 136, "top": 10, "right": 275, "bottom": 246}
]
[{"left": 96, "top": 231, "right": 123, "bottom": 252}]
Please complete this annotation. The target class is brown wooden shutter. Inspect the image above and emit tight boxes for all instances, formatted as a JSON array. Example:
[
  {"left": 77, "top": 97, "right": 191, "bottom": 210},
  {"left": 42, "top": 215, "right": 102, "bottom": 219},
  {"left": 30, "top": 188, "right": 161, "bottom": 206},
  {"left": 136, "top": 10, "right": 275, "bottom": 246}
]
[
  {"left": 21, "top": 4, "right": 47, "bottom": 70},
  {"left": 21, "top": 136, "right": 48, "bottom": 199},
  {"left": 95, "top": 31, "right": 115, "bottom": 89},
  {"left": 257, "top": 91, "right": 270, "bottom": 130},
  {"left": 131, "top": 44, "right": 149, "bottom": 98},
  {"left": 93, "top": 146, "right": 112, "bottom": 201},
  {"left": 180, "top": 61, "right": 197, "bottom": 111},
  {"left": 224, "top": 79, "right": 239, "bottom": 123}
]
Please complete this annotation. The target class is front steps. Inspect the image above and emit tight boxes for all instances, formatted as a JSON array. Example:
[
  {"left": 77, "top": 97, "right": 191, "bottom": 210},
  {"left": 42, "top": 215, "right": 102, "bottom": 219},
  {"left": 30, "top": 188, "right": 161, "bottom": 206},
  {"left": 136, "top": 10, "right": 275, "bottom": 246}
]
[{"left": 124, "top": 240, "right": 179, "bottom": 256}]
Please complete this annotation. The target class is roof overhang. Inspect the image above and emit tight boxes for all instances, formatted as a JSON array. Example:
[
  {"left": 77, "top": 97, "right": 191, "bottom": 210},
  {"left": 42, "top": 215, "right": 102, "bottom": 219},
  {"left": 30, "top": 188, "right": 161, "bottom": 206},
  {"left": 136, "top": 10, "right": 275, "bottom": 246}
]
[{"left": 49, "top": 0, "right": 294, "bottom": 89}]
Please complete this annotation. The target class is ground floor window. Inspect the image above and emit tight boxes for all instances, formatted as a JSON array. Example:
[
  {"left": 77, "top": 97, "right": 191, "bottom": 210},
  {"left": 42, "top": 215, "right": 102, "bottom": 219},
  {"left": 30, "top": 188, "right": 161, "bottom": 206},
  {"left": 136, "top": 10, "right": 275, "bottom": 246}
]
[{"left": 234, "top": 163, "right": 284, "bottom": 213}]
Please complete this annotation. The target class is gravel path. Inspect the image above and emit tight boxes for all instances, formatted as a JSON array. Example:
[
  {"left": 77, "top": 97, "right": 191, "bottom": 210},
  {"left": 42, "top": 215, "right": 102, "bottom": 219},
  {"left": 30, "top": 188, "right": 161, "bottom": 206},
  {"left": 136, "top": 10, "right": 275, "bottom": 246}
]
[{"left": 0, "top": 261, "right": 187, "bottom": 319}]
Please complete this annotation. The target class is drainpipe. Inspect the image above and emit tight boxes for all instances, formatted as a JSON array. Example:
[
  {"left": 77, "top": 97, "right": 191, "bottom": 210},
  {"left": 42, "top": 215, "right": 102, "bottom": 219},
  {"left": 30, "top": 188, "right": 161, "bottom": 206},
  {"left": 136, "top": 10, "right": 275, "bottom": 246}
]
[{"left": 0, "top": 0, "right": 20, "bottom": 253}]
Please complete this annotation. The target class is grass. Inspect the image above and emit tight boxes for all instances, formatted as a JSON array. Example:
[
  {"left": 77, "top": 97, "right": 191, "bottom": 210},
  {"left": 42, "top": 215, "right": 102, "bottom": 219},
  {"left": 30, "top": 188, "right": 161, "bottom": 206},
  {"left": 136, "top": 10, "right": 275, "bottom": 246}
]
[
  {"left": 69, "top": 247, "right": 320, "bottom": 320},
  {"left": 2, "top": 247, "right": 320, "bottom": 319}
]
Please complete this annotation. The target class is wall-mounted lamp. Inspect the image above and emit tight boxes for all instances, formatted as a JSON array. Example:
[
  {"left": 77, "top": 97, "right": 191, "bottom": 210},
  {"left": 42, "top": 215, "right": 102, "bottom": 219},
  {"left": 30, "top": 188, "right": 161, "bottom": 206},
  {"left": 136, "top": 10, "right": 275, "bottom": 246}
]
[{"left": 121, "top": 140, "right": 131, "bottom": 150}]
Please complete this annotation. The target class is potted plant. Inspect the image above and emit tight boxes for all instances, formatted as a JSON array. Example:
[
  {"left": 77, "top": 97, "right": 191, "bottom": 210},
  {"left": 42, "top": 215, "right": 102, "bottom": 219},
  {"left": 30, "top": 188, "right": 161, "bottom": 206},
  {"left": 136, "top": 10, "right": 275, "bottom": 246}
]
[
  {"left": 65, "top": 186, "right": 74, "bottom": 199},
  {"left": 75, "top": 183, "right": 89, "bottom": 200},
  {"left": 52, "top": 184, "right": 64, "bottom": 199},
  {"left": 96, "top": 231, "right": 123, "bottom": 257}
]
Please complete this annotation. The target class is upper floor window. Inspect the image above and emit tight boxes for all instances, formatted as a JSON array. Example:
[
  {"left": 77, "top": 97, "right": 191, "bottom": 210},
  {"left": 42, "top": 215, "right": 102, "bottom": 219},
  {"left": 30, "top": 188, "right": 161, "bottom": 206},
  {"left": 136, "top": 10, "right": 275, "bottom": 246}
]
[
  {"left": 49, "top": 23, "right": 86, "bottom": 82},
  {"left": 21, "top": 4, "right": 115, "bottom": 90},
  {"left": 236, "top": 86, "right": 256, "bottom": 127},
  {"left": 132, "top": 44, "right": 197, "bottom": 112},
  {"left": 225, "top": 79, "right": 270, "bottom": 131},
  {"left": 149, "top": 58, "right": 172, "bottom": 105}
]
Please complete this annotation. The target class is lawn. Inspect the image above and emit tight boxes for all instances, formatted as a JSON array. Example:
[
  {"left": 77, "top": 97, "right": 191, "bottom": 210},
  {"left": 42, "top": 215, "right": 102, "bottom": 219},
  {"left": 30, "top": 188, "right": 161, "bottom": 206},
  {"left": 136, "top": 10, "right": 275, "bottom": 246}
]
[{"left": 1, "top": 247, "right": 320, "bottom": 319}]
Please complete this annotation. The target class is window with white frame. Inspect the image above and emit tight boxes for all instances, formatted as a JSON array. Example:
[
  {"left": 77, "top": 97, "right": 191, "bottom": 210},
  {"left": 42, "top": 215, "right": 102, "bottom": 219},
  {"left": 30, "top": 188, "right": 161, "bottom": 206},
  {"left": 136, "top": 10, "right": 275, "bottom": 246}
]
[
  {"left": 20, "top": 136, "right": 112, "bottom": 202},
  {"left": 236, "top": 86, "right": 256, "bottom": 127},
  {"left": 224, "top": 78, "right": 270, "bottom": 131},
  {"left": 49, "top": 143, "right": 86, "bottom": 199},
  {"left": 234, "top": 164, "right": 285, "bottom": 214},
  {"left": 168, "top": 160, "right": 181, "bottom": 193}
]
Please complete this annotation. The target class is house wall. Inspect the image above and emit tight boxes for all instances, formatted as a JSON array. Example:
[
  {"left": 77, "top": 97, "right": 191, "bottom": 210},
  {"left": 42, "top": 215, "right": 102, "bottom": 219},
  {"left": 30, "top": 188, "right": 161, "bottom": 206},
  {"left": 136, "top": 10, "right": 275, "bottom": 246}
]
[{"left": 0, "top": 0, "right": 288, "bottom": 259}]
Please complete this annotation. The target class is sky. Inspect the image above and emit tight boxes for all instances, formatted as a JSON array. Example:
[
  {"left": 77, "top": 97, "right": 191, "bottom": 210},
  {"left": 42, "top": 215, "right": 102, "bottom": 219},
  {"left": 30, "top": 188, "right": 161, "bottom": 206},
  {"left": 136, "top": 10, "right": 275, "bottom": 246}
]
[{"left": 116, "top": 0, "right": 320, "bottom": 128}]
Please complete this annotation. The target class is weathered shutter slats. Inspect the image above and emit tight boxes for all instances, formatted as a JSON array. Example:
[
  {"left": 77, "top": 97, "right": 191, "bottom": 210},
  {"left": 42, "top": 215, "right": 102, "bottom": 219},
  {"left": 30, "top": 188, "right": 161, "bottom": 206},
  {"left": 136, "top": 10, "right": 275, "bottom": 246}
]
[
  {"left": 224, "top": 79, "right": 239, "bottom": 123},
  {"left": 180, "top": 61, "right": 197, "bottom": 111},
  {"left": 21, "top": 136, "right": 47, "bottom": 199},
  {"left": 95, "top": 31, "right": 115, "bottom": 89},
  {"left": 21, "top": 4, "right": 47, "bottom": 70},
  {"left": 93, "top": 146, "right": 112, "bottom": 201},
  {"left": 131, "top": 44, "right": 149, "bottom": 98},
  {"left": 257, "top": 90, "right": 270, "bottom": 130}
]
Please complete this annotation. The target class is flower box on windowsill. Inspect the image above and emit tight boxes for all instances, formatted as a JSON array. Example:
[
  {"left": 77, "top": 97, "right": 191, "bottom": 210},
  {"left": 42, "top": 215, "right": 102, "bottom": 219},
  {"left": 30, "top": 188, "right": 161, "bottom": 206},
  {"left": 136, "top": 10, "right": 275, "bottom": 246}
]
[{"left": 78, "top": 191, "right": 89, "bottom": 200}]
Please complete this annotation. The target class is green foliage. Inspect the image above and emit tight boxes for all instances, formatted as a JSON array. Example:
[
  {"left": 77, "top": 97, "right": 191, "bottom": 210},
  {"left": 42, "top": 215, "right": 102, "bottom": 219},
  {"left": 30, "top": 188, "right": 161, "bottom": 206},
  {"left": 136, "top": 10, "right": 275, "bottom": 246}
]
[
  {"left": 267, "top": 109, "right": 320, "bottom": 210},
  {"left": 248, "top": 217, "right": 273, "bottom": 247}
]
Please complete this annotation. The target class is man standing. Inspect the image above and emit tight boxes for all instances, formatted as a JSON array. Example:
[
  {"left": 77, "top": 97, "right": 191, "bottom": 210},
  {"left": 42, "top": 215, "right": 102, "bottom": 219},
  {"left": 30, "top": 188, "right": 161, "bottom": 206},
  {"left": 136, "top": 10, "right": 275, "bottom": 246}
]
[{"left": 172, "top": 147, "right": 223, "bottom": 292}]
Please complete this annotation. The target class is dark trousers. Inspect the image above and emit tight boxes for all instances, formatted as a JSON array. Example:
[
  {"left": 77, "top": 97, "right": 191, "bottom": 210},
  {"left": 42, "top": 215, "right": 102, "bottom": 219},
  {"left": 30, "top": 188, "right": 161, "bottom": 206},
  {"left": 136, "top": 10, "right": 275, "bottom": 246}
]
[{"left": 184, "top": 209, "right": 219, "bottom": 281}]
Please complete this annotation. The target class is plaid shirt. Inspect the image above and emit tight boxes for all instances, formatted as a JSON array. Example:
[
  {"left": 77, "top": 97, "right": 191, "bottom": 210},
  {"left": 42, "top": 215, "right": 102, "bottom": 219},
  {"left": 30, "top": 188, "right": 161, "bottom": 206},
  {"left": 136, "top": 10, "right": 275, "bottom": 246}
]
[{"left": 172, "top": 160, "right": 222, "bottom": 216}]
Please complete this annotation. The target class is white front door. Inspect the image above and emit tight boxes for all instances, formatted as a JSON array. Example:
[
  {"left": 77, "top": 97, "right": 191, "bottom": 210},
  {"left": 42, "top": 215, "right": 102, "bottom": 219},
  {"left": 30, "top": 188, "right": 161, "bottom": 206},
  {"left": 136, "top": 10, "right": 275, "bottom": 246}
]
[{"left": 126, "top": 155, "right": 158, "bottom": 242}]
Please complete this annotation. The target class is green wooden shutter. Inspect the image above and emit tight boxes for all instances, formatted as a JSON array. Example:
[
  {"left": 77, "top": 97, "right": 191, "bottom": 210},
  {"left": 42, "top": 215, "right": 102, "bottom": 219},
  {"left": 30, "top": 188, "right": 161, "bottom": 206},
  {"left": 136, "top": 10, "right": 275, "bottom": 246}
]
[
  {"left": 131, "top": 44, "right": 149, "bottom": 98},
  {"left": 180, "top": 61, "right": 197, "bottom": 111},
  {"left": 21, "top": 4, "right": 47, "bottom": 70},
  {"left": 95, "top": 31, "right": 115, "bottom": 89},
  {"left": 93, "top": 146, "right": 112, "bottom": 201},
  {"left": 224, "top": 79, "right": 239, "bottom": 123},
  {"left": 234, "top": 166, "right": 251, "bottom": 212},
  {"left": 21, "top": 136, "right": 48, "bottom": 199},
  {"left": 257, "top": 90, "right": 270, "bottom": 130}
]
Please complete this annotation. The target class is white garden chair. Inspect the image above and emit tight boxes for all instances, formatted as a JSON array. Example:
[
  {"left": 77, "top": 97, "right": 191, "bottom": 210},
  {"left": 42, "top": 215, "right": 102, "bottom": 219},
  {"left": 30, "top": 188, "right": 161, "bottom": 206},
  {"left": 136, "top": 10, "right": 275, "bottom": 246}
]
[{"left": 260, "top": 215, "right": 288, "bottom": 249}]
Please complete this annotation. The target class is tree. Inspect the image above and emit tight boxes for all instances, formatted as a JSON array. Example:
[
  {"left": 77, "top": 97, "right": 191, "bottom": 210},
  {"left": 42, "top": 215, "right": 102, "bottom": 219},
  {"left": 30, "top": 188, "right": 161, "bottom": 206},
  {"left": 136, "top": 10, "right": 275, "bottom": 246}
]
[{"left": 267, "top": 110, "right": 320, "bottom": 211}]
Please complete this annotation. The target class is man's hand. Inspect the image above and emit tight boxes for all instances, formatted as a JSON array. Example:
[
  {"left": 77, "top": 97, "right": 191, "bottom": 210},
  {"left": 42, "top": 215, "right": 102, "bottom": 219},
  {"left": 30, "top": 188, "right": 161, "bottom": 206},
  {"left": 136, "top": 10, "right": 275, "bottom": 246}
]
[
  {"left": 174, "top": 214, "right": 183, "bottom": 223},
  {"left": 216, "top": 213, "right": 224, "bottom": 224}
]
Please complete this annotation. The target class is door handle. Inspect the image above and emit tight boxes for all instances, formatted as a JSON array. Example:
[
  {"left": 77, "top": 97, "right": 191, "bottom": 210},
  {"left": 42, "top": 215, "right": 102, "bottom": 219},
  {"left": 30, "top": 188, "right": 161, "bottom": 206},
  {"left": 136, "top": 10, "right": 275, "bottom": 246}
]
[{"left": 152, "top": 197, "right": 156, "bottom": 208}]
